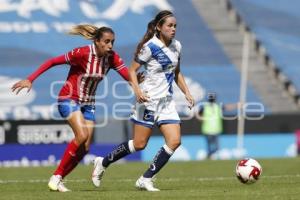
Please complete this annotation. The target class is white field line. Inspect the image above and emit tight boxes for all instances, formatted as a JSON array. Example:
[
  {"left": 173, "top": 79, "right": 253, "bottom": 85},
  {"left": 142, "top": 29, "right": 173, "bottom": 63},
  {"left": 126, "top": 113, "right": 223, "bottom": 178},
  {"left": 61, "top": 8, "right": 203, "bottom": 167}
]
[{"left": 0, "top": 174, "right": 299, "bottom": 184}]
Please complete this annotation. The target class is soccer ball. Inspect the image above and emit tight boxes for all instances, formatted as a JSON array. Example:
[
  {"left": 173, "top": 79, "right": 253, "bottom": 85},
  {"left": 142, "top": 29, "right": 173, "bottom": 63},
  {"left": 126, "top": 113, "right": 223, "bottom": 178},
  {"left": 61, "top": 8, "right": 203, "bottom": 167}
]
[{"left": 236, "top": 158, "right": 262, "bottom": 184}]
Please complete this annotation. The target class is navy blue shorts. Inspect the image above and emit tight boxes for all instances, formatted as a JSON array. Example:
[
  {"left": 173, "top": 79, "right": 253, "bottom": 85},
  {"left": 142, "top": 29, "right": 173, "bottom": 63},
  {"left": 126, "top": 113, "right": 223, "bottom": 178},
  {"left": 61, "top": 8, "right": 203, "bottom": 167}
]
[{"left": 57, "top": 99, "right": 96, "bottom": 122}]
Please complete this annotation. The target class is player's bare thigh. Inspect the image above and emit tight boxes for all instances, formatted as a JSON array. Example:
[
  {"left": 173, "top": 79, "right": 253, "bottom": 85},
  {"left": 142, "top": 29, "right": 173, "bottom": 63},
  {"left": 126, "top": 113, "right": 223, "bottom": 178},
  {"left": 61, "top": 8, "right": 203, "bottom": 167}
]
[
  {"left": 132, "top": 124, "right": 153, "bottom": 150},
  {"left": 160, "top": 123, "right": 181, "bottom": 150}
]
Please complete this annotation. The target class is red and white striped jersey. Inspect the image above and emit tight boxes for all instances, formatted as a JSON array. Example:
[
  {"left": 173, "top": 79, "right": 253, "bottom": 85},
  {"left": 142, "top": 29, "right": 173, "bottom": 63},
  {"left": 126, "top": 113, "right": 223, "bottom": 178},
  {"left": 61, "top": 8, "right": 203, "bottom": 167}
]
[{"left": 59, "top": 44, "right": 127, "bottom": 103}]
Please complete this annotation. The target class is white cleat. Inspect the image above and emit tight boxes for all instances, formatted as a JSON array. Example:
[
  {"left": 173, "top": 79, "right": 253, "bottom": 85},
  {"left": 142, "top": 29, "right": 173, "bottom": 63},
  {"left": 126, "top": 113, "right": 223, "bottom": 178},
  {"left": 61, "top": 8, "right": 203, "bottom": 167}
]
[
  {"left": 48, "top": 175, "right": 71, "bottom": 192},
  {"left": 92, "top": 157, "right": 106, "bottom": 187},
  {"left": 135, "top": 176, "right": 160, "bottom": 192}
]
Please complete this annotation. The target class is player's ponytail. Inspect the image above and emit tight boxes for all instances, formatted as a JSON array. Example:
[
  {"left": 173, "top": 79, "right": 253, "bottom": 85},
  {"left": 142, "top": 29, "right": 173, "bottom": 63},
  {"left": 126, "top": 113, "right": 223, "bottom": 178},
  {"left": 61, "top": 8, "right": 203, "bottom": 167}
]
[
  {"left": 134, "top": 10, "right": 174, "bottom": 60},
  {"left": 68, "top": 24, "right": 114, "bottom": 40},
  {"left": 134, "top": 20, "right": 156, "bottom": 59}
]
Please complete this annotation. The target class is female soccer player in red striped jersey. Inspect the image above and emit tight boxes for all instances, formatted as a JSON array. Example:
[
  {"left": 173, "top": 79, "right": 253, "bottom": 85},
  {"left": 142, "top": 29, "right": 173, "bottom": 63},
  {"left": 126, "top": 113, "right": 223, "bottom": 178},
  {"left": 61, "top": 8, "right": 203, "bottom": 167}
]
[{"left": 11, "top": 24, "right": 130, "bottom": 192}]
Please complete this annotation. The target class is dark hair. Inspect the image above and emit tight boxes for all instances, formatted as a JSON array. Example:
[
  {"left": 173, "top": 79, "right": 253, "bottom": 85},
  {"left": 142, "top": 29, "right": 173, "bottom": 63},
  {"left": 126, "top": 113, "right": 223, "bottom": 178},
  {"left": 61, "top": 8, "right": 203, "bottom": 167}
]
[
  {"left": 134, "top": 10, "right": 174, "bottom": 59},
  {"left": 207, "top": 92, "right": 217, "bottom": 102},
  {"left": 68, "top": 24, "right": 114, "bottom": 40}
]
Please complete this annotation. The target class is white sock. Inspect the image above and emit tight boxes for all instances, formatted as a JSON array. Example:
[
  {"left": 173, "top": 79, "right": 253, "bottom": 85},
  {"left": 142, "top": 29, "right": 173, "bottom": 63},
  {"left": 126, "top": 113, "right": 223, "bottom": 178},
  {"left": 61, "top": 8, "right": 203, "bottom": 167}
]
[
  {"left": 128, "top": 140, "right": 136, "bottom": 153},
  {"left": 163, "top": 144, "right": 174, "bottom": 155}
]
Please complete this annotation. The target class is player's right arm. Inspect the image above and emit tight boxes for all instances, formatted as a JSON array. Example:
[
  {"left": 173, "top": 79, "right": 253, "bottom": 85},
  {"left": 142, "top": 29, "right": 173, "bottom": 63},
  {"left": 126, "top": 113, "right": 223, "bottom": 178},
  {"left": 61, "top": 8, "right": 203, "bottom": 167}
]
[
  {"left": 128, "top": 61, "right": 149, "bottom": 103},
  {"left": 11, "top": 54, "right": 67, "bottom": 94},
  {"left": 129, "top": 45, "right": 151, "bottom": 103}
]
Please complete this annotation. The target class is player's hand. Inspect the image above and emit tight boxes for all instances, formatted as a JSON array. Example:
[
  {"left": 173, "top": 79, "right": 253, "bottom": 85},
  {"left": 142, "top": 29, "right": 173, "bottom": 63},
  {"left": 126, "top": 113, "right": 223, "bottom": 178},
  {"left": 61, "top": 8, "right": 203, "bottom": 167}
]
[
  {"left": 136, "top": 71, "right": 145, "bottom": 84},
  {"left": 185, "top": 93, "right": 194, "bottom": 109},
  {"left": 11, "top": 79, "right": 32, "bottom": 95},
  {"left": 135, "top": 89, "right": 149, "bottom": 103}
]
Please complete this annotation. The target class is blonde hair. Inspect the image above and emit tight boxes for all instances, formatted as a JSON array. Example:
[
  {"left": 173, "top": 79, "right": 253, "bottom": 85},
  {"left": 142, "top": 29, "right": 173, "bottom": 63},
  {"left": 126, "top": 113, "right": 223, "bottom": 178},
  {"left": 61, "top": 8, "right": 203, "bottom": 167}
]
[{"left": 68, "top": 24, "right": 114, "bottom": 40}]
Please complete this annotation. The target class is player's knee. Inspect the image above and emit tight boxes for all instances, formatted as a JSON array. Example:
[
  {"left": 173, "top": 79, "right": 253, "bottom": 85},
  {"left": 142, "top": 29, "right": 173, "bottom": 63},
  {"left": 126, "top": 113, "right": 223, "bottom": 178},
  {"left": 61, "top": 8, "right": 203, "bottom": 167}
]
[
  {"left": 174, "top": 140, "right": 181, "bottom": 149},
  {"left": 168, "top": 139, "right": 181, "bottom": 150},
  {"left": 76, "top": 133, "right": 88, "bottom": 144},
  {"left": 133, "top": 141, "right": 147, "bottom": 151}
]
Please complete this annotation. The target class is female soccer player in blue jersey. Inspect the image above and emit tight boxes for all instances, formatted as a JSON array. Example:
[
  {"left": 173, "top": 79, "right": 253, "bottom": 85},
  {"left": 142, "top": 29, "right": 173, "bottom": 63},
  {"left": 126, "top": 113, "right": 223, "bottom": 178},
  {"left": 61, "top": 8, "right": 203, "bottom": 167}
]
[{"left": 92, "top": 10, "right": 194, "bottom": 191}]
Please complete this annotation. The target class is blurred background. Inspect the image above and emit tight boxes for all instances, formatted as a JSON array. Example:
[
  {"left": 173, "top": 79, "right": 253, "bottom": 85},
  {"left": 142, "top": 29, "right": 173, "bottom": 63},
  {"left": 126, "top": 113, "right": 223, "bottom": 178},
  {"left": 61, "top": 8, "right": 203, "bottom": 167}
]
[{"left": 0, "top": 0, "right": 300, "bottom": 167}]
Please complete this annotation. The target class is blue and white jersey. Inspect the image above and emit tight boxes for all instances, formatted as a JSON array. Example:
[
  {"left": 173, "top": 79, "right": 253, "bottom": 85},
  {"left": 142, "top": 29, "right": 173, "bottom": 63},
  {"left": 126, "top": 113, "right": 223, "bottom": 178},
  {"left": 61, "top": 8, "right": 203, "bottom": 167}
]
[{"left": 135, "top": 35, "right": 181, "bottom": 99}]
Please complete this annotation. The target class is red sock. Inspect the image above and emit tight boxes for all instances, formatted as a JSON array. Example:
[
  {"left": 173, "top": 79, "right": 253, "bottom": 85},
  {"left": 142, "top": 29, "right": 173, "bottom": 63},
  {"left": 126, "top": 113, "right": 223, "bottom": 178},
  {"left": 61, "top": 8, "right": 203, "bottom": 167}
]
[
  {"left": 54, "top": 140, "right": 79, "bottom": 177},
  {"left": 62, "top": 144, "right": 88, "bottom": 178}
]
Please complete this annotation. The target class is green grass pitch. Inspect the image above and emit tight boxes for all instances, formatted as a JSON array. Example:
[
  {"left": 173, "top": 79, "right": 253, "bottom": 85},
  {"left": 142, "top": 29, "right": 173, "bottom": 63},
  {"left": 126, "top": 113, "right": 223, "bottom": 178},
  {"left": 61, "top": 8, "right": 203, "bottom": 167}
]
[{"left": 0, "top": 158, "right": 300, "bottom": 200}]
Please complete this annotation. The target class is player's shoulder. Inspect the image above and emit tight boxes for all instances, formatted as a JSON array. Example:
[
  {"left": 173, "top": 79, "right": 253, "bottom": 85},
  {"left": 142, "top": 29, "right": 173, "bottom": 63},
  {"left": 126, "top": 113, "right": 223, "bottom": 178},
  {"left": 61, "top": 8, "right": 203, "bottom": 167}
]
[
  {"left": 172, "top": 39, "right": 182, "bottom": 51},
  {"left": 109, "top": 50, "right": 118, "bottom": 56},
  {"left": 141, "top": 38, "right": 159, "bottom": 54},
  {"left": 107, "top": 50, "right": 121, "bottom": 60},
  {"left": 174, "top": 39, "right": 181, "bottom": 47},
  {"left": 143, "top": 40, "right": 153, "bottom": 50},
  {"left": 107, "top": 50, "right": 124, "bottom": 64},
  {"left": 68, "top": 45, "right": 90, "bottom": 57},
  {"left": 76, "top": 45, "right": 91, "bottom": 54},
  {"left": 144, "top": 35, "right": 161, "bottom": 48}
]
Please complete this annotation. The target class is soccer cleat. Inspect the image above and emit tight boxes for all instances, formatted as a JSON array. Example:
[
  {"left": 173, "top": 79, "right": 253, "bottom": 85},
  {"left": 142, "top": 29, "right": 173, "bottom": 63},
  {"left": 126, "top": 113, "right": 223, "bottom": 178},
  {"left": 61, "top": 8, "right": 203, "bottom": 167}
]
[
  {"left": 91, "top": 157, "right": 106, "bottom": 187},
  {"left": 135, "top": 176, "right": 160, "bottom": 192},
  {"left": 48, "top": 175, "right": 71, "bottom": 192}
]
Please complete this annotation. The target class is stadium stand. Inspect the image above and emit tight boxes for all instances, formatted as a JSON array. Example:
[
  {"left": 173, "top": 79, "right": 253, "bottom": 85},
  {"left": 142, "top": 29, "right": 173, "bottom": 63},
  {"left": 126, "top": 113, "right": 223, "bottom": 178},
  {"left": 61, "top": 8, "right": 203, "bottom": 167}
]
[
  {"left": 192, "top": 0, "right": 299, "bottom": 113},
  {"left": 0, "top": 0, "right": 265, "bottom": 120},
  {"left": 227, "top": 0, "right": 300, "bottom": 107},
  {"left": 170, "top": 0, "right": 264, "bottom": 108}
]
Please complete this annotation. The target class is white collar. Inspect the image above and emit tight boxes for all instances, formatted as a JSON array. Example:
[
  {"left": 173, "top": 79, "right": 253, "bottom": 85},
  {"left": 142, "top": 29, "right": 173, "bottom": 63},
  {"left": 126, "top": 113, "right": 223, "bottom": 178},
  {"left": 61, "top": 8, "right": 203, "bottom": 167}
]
[{"left": 152, "top": 35, "right": 175, "bottom": 48}]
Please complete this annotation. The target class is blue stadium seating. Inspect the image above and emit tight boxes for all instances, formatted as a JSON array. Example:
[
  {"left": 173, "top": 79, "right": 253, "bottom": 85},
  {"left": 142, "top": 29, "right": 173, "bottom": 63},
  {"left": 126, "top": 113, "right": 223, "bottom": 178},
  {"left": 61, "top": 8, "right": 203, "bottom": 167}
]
[
  {"left": 0, "top": 0, "right": 265, "bottom": 119},
  {"left": 230, "top": 0, "right": 300, "bottom": 94}
]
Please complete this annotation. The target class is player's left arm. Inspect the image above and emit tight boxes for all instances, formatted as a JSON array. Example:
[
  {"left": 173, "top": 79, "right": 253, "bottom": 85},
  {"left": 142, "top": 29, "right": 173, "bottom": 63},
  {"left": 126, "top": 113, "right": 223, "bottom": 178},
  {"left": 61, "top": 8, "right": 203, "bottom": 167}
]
[
  {"left": 175, "top": 63, "right": 195, "bottom": 109},
  {"left": 111, "top": 51, "right": 145, "bottom": 83},
  {"left": 110, "top": 51, "right": 129, "bottom": 81}
]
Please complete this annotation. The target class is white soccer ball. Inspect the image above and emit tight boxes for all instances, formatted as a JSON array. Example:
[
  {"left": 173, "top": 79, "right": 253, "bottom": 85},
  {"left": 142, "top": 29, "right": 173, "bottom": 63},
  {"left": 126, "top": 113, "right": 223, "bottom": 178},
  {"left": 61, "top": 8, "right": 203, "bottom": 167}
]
[{"left": 235, "top": 158, "right": 262, "bottom": 184}]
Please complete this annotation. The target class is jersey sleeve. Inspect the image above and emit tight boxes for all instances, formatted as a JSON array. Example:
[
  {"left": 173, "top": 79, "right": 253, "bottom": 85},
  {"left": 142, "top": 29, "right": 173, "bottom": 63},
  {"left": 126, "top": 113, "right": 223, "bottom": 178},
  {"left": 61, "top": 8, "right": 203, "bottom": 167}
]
[
  {"left": 110, "top": 51, "right": 126, "bottom": 71},
  {"left": 27, "top": 54, "right": 67, "bottom": 83},
  {"left": 65, "top": 47, "right": 83, "bottom": 66},
  {"left": 110, "top": 51, "right": 129, "bottom": 81},
  {"left": 135, "top": 45, "right": 151, "bottom": 64}
]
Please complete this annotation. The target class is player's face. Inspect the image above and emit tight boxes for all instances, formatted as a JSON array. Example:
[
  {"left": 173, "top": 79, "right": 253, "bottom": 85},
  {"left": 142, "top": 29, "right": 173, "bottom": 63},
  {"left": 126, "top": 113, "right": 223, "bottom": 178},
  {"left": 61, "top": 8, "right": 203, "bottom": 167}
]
[
  {"left": 95, "top": 32, "right": 115, "bottom": 56},
  {"left": 158, "top": 16, "right": 177, "bottom": 42}
]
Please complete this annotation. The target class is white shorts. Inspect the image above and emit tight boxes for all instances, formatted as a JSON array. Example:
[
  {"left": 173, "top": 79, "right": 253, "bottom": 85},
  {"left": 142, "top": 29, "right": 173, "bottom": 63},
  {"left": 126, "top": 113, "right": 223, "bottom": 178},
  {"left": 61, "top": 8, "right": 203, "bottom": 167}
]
[{"left": 130, "top": 96, "right": 181, "bottom": 128}]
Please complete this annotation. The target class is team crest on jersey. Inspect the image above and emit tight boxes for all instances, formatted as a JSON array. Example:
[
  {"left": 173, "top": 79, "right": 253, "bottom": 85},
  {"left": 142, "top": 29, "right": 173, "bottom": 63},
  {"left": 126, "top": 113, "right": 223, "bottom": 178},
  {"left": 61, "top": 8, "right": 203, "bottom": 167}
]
[{"left": 165, "top": 64, "right": 175, "bottom": 71}]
